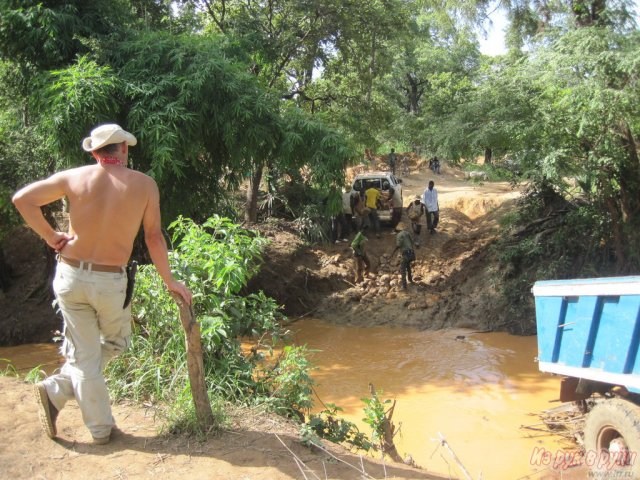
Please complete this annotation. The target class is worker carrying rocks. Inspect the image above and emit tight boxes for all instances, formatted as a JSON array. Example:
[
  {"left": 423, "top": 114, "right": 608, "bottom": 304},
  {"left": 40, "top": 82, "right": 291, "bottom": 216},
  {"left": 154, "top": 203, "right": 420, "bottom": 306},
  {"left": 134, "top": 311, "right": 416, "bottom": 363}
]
[
  {"left": 406, "top": 195, "right": 426, "bottom": 246},
  {"left": 392, "top": 222, "right": 416, "bottom": 289},
  {"left": 351, "top": 231, "right": 371, "bottom": 284}
]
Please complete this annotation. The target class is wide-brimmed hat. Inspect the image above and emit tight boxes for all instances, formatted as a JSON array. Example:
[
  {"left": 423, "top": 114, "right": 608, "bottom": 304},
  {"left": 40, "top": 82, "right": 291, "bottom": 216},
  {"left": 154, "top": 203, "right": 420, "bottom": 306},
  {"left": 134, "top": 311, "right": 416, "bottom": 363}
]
[
  {"left": 82, "top": 124, "right": 137, "bottom": 152},
  {"left": 414, "top": 195, "right": 421, "bottom": 201}
]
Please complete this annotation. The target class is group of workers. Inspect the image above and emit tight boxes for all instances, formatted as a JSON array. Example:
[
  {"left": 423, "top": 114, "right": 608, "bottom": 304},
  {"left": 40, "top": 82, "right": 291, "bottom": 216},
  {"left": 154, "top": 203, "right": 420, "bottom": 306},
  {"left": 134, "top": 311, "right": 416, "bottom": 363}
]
[
  {"left": 331, "top": 179, "right": 394, "bottom": 243},
  {"left": 350, "top": 179, "right": 439, "bottom": 290}
]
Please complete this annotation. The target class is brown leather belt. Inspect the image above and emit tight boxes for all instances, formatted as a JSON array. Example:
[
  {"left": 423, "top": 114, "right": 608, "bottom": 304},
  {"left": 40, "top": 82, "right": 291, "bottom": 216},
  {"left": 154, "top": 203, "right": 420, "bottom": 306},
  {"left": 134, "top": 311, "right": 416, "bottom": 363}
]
[{"left": 59, "top": 255, "right": 124, "bottom": 273}]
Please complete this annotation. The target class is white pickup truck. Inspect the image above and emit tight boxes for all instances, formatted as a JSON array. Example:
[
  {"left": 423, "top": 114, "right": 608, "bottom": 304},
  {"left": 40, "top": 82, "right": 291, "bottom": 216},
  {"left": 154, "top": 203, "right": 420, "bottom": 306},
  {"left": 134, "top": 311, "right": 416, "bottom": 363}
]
[{"left": 343, "top": 172, "right": 404, "bottom": 226}]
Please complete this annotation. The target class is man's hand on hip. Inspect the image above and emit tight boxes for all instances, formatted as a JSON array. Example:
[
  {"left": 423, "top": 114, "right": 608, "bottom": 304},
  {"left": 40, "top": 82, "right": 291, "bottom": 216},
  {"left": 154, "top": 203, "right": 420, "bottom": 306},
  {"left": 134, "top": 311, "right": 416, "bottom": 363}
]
[{"left": 47, "top": 232, "right": 75, "bottom": 252}]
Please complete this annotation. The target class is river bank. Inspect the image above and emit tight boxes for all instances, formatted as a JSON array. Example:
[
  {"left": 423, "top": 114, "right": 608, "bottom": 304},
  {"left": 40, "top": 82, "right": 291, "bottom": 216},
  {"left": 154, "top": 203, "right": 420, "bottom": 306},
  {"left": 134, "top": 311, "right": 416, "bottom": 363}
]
[
  {"left": 249, "top": 162, "right": 525, "bottom": 334},
  {"left": 0, "top": 375, "right": 447, "bottom": 480},
  {"left": 1, "top": 323, "right": 589, "bottom": 479}
]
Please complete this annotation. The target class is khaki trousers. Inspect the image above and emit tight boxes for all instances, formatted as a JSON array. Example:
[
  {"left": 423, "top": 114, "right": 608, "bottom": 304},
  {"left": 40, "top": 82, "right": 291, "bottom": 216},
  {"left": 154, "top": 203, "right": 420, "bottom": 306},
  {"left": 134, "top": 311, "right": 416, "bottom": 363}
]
[{"left": 44, "top": 262, "right": 130, "bottom": 439}]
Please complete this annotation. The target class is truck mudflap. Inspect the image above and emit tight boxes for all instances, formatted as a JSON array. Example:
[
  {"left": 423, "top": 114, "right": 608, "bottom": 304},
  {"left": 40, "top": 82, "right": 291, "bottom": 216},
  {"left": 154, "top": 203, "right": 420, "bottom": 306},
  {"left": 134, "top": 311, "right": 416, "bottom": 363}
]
[{"left": 559, "top": 377, "right": 590, "bottom": 402}]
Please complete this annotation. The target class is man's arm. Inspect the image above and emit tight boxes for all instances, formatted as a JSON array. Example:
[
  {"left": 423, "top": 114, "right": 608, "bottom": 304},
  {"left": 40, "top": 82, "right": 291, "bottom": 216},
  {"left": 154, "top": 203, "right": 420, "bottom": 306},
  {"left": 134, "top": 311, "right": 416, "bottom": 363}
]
[
  {"left": 12, "top": 173, "right": 74, "bottom": 251},
  {"left": 142, "top": 181, "right": 192, "bottom": 304}
]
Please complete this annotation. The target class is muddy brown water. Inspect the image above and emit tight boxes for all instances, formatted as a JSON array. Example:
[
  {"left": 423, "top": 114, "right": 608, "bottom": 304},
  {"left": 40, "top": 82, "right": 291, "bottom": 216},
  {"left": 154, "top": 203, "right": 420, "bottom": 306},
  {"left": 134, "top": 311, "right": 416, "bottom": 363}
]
[
  {"left": 1, "top": 322, "right": 569, "bottom": 479},
  {"left": 0, "top": 343, "right": 62, "bottom": 375},
  {"left": 289, "top": 319, "right": 569, "bottom": 479}
]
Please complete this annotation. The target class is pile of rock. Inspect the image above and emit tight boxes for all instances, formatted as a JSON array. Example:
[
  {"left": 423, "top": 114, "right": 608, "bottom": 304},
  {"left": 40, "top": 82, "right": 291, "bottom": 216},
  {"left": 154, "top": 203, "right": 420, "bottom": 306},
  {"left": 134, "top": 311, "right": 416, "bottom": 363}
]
[{"left": 350, "top": 273, "right": 407, "bottom": 302}]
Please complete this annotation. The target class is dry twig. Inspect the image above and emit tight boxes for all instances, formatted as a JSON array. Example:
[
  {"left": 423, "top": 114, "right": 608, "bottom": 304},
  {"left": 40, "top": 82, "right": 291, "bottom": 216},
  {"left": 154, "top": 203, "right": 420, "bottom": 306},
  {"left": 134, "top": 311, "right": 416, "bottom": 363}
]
[
  {"left": 274, "top": 434, "right": 321, "bottom": 480},
  {"left": 437, "top": 432, "right": 474, "bottom": 480}
]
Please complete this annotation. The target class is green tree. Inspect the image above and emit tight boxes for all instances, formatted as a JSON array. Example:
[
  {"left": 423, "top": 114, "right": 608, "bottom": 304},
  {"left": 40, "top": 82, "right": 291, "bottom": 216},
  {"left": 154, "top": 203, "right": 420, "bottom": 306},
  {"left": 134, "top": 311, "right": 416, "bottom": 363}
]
[
  {"left": 501, "top": 0, "right": 636, "bottom": 51},
  {"left": 1, "top": 0, "right": 358, "bottom": 225},
  {"left": 519, "top": 27, "right": 640, "bottom": 270},
  {"left": 385, "top": 13, "right": 480, "bottom": 154},
  {"left": 180, "top": 0, "right": 394, "bottom": 217}
]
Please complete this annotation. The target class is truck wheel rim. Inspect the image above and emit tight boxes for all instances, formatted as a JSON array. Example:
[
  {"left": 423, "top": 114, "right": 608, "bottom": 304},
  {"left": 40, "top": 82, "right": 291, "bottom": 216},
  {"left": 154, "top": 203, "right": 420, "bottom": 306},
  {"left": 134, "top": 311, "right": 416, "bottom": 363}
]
[{"left": 597, "top": 425, "right": 631, "bottom": 467}]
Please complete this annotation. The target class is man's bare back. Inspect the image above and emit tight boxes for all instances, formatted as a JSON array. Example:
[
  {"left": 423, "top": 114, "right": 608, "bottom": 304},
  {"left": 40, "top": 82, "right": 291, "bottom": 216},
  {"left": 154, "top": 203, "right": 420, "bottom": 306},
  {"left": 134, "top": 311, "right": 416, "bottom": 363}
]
[
  {"left": 60, "top": 164, "right": 157, "bottom": 266},
  {"left": 13, "top": 124, "right": 191, "bottom": 304}
]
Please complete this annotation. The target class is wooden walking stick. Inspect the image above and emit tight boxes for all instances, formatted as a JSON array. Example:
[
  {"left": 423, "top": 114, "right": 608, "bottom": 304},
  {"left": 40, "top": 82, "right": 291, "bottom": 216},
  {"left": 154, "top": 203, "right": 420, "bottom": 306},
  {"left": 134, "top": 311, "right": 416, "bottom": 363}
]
[{"left": 171, "top": 293, "right": 214, "bottom": 428}]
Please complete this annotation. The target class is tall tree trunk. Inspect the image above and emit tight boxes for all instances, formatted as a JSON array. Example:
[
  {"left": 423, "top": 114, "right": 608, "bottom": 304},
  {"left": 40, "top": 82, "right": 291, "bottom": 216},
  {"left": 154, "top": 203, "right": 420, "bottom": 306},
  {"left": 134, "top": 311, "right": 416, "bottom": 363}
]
[
  {"left": 406, "top": 74, "right": 421, "bottom": 115},
  {"left": 571, "top": 0, "right": 606, "bottom": 26},
  {"left": 601, "top": 168, "right": 626, "bottom": 271},
  {"left": 617, "top": 121, "right": 640, "bottom": 222},
  {"left": 484, "top": 147, "right": 493, "bottom": 165},
  {"left": 245, "top": 163, "right": 264, "bottom": 223},
  {"left": 604, "top": 195, "right": 626, "bottom": 272},
  {"left": 367, "top": 33, "right": 376, "bottom": 105}
]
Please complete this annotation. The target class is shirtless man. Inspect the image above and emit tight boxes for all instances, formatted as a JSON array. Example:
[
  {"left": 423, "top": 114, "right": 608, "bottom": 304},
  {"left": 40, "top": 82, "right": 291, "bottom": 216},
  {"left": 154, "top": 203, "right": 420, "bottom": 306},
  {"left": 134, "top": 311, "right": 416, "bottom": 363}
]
[{"left": 12, "top": 124, "right": 192, "bottom": 445}]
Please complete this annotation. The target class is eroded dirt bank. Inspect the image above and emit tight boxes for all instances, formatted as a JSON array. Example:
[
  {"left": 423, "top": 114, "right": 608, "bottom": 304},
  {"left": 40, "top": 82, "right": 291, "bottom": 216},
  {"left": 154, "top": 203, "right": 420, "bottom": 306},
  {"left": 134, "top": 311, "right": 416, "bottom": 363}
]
[
  {"left": 0, "top": 163, "right": 523, "bottom": 346},
  {"left": 250, "top": 164, "right": 523, "bottom": 333}
]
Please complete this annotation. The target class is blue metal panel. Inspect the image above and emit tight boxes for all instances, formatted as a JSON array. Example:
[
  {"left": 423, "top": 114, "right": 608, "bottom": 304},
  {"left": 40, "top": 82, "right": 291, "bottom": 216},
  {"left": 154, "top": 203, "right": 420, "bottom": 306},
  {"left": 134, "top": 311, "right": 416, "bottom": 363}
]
[
  {"left": 556, "top": 296, "right": 598, "bottom": 368},
  {"left": 590, "top": 296, "right": 640, "bottom": 373},
  {"left": 581, "top": 297, "right": 604, "bottom": 368},
  {"left": 534, "top": 277, "right": 640, "bottom": 392},
  {"left": 535, "top": 296, "right": 566, "bottom": 363},
  {"left": 628, "top": 299, "right": 640, "bottom": 374}
]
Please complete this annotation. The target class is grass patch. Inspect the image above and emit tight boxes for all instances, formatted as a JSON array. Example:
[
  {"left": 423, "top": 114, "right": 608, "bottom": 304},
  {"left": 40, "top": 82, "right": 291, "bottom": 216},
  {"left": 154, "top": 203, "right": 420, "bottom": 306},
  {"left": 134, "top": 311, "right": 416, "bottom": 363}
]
[{"left": 23, "top": 365, "right": 46, "bottom": 384}]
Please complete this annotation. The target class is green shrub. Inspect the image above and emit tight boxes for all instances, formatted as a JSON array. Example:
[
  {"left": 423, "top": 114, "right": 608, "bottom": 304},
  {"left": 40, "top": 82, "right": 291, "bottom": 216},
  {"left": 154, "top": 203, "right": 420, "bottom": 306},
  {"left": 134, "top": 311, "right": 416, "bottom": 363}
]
[
  {"left": 106, "top": 215, "right": 295, "bottom": 432},
  {"left": 259, "top": 345, "right": 316, "bottom": 417},
  {"left": 293, "top": 204, "right": 329, "bottom": 244},
  {"left": 0, "top": 359, "right": 17, "bottom": 377},
  {"left": 495, "top": 181, "right": 626, "bottom": 332},
  {"left": 362, "top": 389, "right": 391, "bottom": 447},
  {"left": 303, "top": 403, "right": 372, "bottom": 451},
  {"left": 164, "top": 387, "right": 229, "bottom": 438}
]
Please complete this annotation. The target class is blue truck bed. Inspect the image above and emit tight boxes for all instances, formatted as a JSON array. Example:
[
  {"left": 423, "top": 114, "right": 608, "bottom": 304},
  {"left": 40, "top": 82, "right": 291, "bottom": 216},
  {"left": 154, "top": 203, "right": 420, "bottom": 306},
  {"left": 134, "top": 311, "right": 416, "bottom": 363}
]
[{"left": 533, "top": 277, "right": 640, "bottom": 394}]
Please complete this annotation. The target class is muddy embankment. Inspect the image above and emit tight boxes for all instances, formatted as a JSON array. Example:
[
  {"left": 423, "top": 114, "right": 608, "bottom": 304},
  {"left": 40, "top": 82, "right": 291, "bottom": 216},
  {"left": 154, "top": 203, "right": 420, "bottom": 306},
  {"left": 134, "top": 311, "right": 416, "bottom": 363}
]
[
  {"left": 0, "top": 226, "right": 58, "bottom": 345},
  {"left": 249, "top": 165, "right": 525, "bottom": 333}
]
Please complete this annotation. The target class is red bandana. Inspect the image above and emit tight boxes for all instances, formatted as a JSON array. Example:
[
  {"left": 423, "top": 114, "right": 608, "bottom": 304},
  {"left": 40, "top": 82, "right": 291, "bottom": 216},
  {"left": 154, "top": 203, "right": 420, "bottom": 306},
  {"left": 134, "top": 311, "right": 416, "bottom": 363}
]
[{"left": 98, "top": 156, "right": 125, "bottom": 166}]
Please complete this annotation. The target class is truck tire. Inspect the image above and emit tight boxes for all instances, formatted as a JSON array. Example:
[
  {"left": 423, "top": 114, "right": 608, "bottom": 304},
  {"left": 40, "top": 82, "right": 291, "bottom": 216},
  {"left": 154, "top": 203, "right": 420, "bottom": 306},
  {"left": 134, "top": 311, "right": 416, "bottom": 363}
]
[{"left": 583, "top": 398, "right": 640, "bottom": 476}]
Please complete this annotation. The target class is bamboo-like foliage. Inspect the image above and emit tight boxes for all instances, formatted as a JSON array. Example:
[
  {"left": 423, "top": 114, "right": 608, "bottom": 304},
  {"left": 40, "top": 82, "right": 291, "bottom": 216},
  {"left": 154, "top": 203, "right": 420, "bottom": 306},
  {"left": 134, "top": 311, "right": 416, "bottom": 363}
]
[{"left": 14, "top": 27, "right": 357, "bottom": 220}]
